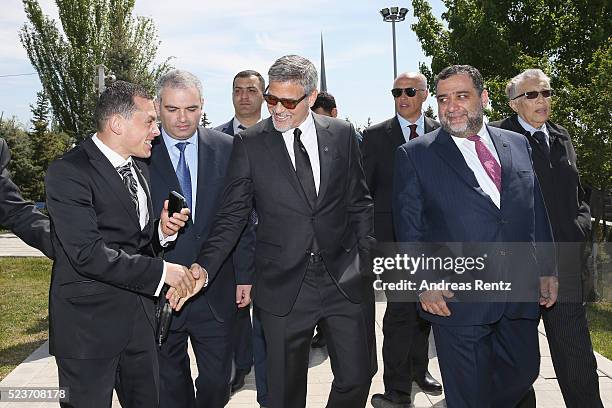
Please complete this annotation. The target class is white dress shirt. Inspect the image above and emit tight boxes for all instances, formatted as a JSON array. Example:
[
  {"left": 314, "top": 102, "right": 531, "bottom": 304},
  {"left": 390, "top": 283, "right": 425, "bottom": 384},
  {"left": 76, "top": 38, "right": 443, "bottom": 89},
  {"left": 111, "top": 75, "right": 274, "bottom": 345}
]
[
  {"left": 281, "top": 113, "right": 321, "bottom": 194},
  {"left": 397, "top": 113, "right": 426, "bottom": 142},
  {"left": 450, "top": 126, "right": 501, "bottom": 208},
  {"left": 92, "top": 134, "right": 168, "bottom": 296},
  {"left": 161, "top": 129, "right": 199, "bottom": 221}
]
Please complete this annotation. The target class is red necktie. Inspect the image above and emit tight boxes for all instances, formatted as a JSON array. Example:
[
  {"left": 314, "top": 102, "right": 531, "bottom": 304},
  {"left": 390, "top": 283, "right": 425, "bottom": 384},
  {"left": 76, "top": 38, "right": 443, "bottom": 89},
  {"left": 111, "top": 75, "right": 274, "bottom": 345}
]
[
  {"left": 467, "top": 135, "right": 501, "bottom": 192},
  {"left": 408, "top": 124, "right": 418, "bottom": 140}
]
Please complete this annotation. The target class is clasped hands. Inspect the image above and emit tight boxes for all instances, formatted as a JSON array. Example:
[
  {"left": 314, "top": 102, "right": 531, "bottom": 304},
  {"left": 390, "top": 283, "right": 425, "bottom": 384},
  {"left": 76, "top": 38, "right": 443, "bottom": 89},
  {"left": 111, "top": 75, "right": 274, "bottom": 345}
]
[
  {"left": 164, "top": 263, "right": 207, "bottom": 311},
  {"left": 159, "top": 199, "right": 207, "bottom": 311}
]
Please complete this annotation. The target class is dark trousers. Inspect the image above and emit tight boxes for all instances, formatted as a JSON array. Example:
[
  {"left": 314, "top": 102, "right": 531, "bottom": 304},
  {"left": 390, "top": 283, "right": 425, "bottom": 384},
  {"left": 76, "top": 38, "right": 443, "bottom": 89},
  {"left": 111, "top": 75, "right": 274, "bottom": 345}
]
[
  {"left": 57, "top": 307, "right": 159, "bottom": 408},
  {"left": 432, "top": 316, "right": 539, "bottom": 408},
  {"left": 252, "top": 306, "right": 269, "bottom": 406},
  {"left": 259, "top": 259, "right": 373, "bottom": 408},
  {"left": 381, "top": 301, "right": 431, "bottom": 393},
  {"left": 542, "top": 302, "right": 603, "bottom": 408},
  {"left": 158, "top": 304, "right": 233, "bottom": 408}
]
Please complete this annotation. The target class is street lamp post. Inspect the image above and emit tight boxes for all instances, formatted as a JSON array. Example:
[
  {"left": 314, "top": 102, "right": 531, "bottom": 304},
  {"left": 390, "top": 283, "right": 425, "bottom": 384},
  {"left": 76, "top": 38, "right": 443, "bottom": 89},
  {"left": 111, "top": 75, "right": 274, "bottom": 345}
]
[{"left": 380, "top": 7, "right": 408, "bottom": 80}]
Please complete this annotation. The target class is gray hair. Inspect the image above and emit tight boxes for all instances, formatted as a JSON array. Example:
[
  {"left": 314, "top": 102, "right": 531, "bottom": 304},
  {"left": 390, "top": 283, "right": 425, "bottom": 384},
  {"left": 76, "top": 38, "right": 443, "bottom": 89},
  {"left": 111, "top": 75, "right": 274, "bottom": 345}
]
[
  {"left": 156, "top": 69, "right": 203, "bottom": 102},
  {"left": 395, "top": 72, "right": 428, "bottom": 89},
  {"left": 435, "top": 65, "right": 485, "bottom": 95},
  {"left": 268, "top": 55, "right": 318, "bottom": 94},
  {"left": 506, "top": 69, "right": 551, "bottom": 100},
  {"left": 94, "top": 80, "right": 152, "bottom": 131}
]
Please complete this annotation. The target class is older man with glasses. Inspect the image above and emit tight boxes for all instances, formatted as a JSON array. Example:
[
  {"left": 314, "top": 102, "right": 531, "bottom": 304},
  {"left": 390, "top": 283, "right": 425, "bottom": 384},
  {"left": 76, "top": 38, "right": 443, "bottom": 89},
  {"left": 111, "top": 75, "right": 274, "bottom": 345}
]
[
  {"left": 362, "top": 72, "right": 442, "bottom": 408},
  {"left": 191, "top": 54, "right": 376, "bottom": 408},
  {"left": 490, "top": 68, "right": 603, "bottom": 408}
]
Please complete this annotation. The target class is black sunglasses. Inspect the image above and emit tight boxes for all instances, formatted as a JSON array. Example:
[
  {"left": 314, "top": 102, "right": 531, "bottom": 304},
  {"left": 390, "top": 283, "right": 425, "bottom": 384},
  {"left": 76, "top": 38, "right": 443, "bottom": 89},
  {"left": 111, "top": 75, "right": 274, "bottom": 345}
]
[
  {"left": 263, "top": 91, "right": 308, "bottom": 109},
  {"left": 511, "top": 89, "right": 554, "bottom": 100},
  {"left": 391, "top": 87, "right": 426, "bottom": 98}
]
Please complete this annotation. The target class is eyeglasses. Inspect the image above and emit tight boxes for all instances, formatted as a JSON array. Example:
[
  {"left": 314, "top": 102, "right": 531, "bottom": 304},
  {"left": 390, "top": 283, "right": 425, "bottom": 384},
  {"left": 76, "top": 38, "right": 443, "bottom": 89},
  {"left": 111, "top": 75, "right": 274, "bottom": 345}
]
[
  {"left": 391, "top": 87, "right": 426, "bottom": 98},
  {"left": 263, "top": 92, "right": 308, "bottom": 109},
  {"left": 511, "top": 89, "right": 554, "bottom": 100}
]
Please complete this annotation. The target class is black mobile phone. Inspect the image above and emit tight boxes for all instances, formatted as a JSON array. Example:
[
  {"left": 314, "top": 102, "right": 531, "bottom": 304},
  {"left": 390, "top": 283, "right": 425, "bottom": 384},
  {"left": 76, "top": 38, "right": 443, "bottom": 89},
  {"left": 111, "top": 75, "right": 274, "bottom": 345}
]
[{"left": 168, "top": 190, "right": 187, "bottom": 216}]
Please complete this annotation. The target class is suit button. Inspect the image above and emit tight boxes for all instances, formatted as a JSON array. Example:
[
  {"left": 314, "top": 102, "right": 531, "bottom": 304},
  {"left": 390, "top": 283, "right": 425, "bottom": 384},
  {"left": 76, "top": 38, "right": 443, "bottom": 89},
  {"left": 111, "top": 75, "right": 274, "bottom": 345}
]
[
  {"left": 500, "top": 250, "right": 506, "bottom": 256},
  {"left": 195, "top": 235, "right": 201, "bottom": 240}
]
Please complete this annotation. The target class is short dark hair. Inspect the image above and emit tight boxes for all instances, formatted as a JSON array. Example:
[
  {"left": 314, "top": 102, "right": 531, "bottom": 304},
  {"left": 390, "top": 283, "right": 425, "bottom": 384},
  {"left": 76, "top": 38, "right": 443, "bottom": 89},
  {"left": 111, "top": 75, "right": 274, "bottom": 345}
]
[
  {"left": 311, "top": 91, "right": 336, "bottom": 114},
  {"left": 94, "top": 80, "right": 152, "bottom": 131},
  {"left": 435, "top": 65, "right": 485, "bottom": 95},
  {"left": 233, "top": 70, "right": 265, "bottom": 92}
]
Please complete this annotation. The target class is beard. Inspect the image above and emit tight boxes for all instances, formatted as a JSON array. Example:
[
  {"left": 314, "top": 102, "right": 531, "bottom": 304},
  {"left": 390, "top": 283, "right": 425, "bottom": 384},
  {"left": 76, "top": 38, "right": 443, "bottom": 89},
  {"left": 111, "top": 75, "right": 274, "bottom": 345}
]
[{"left": 440, "top": 104, "right": 484, "bottom": 138}]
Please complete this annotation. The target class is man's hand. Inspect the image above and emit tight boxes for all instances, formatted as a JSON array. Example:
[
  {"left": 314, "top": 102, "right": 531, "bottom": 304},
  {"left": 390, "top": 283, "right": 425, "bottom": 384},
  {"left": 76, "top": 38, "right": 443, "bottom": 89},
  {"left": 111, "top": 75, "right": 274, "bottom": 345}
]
[
  {"left": 160, "top": 199, "right": 190, "bottom": 238},
  {"left": 539, "top": 276, "right": 558, "bottom": 308},
  {"left": 167, "top": 263, "right": 208, "bottom": 311},
  {"left": 164, "top": 262, "right": 195, "bottom": 298},
  {"left": 236, "top": 284, "right": 252, "bottom": 308},
  {"left": 419, "top": 290, "right": 454, "bottom": 316}
]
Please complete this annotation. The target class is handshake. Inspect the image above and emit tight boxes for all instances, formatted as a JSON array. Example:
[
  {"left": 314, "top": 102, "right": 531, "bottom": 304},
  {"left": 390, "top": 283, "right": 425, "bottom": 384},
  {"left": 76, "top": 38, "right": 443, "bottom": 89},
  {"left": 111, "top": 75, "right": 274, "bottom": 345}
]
[{"left": 163, "top": 263, "right": 207, "bottom": 311}]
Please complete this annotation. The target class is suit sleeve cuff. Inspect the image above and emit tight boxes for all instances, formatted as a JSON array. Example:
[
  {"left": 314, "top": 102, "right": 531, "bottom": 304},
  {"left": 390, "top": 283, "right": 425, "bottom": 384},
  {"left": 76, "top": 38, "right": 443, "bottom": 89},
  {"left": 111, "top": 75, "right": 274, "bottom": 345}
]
[
  {"left": 154, "top": 261, "right": 167, "bottom": 296},
  {"left": 158, "top": 223, "right": 178, "bottom": 247}
]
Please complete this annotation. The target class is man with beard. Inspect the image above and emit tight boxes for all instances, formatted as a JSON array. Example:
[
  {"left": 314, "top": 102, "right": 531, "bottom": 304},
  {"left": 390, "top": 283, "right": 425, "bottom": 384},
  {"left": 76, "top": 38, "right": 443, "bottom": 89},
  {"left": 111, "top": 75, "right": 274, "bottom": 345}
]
[
  {"left": 490, "top": 69, "right": 602, "bottom": 408},
  {"left": 392, "top": 65, "right": 557, "bottom": 407},
  {"left": 189, "top": 54, "right": 376, "bottom": 408}
]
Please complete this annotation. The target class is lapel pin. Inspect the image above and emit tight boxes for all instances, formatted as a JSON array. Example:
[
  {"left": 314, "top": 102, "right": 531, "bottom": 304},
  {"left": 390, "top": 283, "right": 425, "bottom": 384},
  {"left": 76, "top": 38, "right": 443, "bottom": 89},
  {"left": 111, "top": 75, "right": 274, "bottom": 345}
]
[{"left": 324, "top": 146, "right": 329, "bottom": 152}]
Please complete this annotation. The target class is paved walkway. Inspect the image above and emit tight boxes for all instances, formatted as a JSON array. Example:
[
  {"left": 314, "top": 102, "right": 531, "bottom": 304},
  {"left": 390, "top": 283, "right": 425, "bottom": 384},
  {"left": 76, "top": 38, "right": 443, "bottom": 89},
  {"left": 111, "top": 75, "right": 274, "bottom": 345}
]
[
  {"left": 0, "top": 233, "right": 45, "bottom": 257},
  {"left": 1, "top": 236, "right": 611, "bottom": 407}
]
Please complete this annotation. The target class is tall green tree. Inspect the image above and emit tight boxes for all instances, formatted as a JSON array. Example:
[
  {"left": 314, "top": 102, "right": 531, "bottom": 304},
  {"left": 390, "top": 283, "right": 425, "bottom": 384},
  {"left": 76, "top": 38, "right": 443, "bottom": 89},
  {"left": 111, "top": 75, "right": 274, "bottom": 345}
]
[
  {"left": 19, "top": 0, "right": 172, "bottom": 142},
  {"left": 410, "top": 0, "right": 611, "bottom": 190}
]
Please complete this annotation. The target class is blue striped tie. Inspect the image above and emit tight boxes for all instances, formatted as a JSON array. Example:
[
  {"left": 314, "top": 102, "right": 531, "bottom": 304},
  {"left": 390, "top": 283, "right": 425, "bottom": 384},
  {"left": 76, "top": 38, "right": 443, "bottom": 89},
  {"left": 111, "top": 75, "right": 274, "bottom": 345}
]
[{"left": 175, "top": 142, "right": 192, "bottom": 211}]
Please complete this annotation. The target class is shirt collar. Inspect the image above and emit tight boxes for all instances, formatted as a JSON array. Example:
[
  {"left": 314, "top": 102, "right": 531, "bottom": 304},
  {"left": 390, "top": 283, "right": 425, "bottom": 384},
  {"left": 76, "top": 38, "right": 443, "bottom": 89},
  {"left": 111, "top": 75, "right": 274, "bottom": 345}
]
[
  {"left": 282, "top": 112, "right": 315, "bottom": 138},
  {"left": 161, "top": 127, "right": 198, "bottom": 149},
  {"left": 396, "top": 112, "right": 424, "bottom": 129},
  {"left": 91, "top": 133, "right": 133, "bottom": 168},
  {"left": 517, "top": 115, "right": 548, "bottom": 137}
]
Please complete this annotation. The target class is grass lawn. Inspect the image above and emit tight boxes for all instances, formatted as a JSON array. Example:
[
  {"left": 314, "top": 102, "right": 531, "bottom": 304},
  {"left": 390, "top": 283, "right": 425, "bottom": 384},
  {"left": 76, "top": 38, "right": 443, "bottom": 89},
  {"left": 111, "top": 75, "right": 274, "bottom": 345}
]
[
  {"left": 0, "top": 257, "right": 51, "bottom": 380},
  {"left": 587, "top": 301, "right": 612, "bottom": 360}
]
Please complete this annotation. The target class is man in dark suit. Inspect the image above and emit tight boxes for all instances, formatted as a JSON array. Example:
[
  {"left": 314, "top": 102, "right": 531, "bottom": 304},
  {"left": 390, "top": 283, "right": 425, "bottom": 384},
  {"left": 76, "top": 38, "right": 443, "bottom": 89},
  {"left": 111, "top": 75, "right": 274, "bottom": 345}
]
[
  {"left": 214, "top": 70, "right": 268, "bottom": 406},
  {"left": 363, "top": 72, "right": 442, "bottom": 408},
  {"left": 191, "top": 55, "right": 376, "bottom": 408},
  {"left": 0, "top": 137, "right": 52, "bottom": 257},
  {"left": 393, "top": 65, "right": 558, "bottom": 407},
  {"left": 490, "top": 68, "right": 603, "bottom": 408},
  {"left": 45, "top": 81, "right": 196, "bottom": 408},
  {"left": 148, "top": 69, "right": 255, "bottom": 408}
]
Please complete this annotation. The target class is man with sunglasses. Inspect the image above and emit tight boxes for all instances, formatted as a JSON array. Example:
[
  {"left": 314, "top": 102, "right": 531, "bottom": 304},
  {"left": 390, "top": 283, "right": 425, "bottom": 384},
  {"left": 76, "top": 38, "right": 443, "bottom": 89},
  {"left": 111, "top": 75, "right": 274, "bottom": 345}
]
[
  {"left": 362, "top": 72, "right": 442, "bottom": 408},
  {"left": 193, "top": 54, "right": 376, "bottom": 408},
  {"left": 490, "top": 69, "right": 602, "bottom": 408}
]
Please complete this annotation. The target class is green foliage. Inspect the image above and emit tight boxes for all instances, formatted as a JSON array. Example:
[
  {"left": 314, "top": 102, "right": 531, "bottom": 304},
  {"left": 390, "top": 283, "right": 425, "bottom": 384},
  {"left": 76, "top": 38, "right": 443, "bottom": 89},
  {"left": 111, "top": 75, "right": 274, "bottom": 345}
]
[
  {"left": 19, "top": 0, "right": 172, "bottom": 142},
  {"left": 411, "top": 0, "right": 611, "bottom": 189}
]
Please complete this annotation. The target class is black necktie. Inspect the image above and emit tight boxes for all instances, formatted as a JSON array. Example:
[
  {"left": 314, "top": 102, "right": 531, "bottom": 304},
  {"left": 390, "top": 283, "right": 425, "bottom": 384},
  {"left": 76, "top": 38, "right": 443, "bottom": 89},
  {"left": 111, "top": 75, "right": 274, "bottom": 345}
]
[
  {"left": 293, "top": 128, "right": 317, "bottom": 208},
  {"left": 532, "top": 131, "right": 550, "bottom": 159},
  {"left": 116, "top": 162, "right": 140, "bottom": 215},
  {"left": 408, "top": 124, "right": 419, "bottom": 140}
]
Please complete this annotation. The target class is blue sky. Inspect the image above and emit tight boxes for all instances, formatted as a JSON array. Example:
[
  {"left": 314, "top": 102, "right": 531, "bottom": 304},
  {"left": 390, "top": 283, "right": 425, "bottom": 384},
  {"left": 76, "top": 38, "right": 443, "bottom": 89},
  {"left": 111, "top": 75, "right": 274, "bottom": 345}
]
[{"left": 0, "top": 0, "right": 445, "bottom": 131}]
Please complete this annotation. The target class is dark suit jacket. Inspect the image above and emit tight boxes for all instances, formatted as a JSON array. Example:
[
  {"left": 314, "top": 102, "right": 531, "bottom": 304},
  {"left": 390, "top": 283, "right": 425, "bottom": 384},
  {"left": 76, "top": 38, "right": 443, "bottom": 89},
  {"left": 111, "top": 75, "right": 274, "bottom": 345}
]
[
  {"left": 45, "top": 137, "right": 164, "bottom": 359},
  {"left": 0, "top": 137, "right": 52, "bottom": 257},
  {"left": 215, "top": 119, "right": 235, "bottom": 136},
  {"left": 147, "top": 127, "right": 254, "bottom": 324},
  {"left": 197, "top": 114, "right": 374, "bottom": 316},
  {"left": 393, "top": 126, "right": 555, "bottom": 326},
  {"left": 490, "top": 115, "right": 591, "bottom": 300},
  {"left": 362, "top": 116, "right": 440, "bottom": 242}
]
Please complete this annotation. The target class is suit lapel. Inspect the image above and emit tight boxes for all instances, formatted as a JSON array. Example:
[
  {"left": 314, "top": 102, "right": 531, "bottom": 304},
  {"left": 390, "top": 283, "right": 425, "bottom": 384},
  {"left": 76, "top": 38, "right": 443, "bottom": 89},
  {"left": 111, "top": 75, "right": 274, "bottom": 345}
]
[
  {"left": 194, "top": 128, "right": 223, "bottom": 231},
  {"left": 262, "top": 119, "right": 312, "bottom": 209},
  {"left": 314, "top": 115, "right": 333, "bottom": 206},
  {"left": 386, "top": 117, "right": 406, "bottom": 148},
  {"left": 133, "top": 160, "right": 153, "bottom": 227},
  {"left": 432, "top": 129, "right": 499, "bottom": 210},
  {"left": 82, "top": 137, "right": 141, "bottom": 229},
  {"left": 151, "top": 136, "right": 182, "bottom": 194},
  {"left": 487, "top": 125, "right": 513, "bottom": 206}
]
